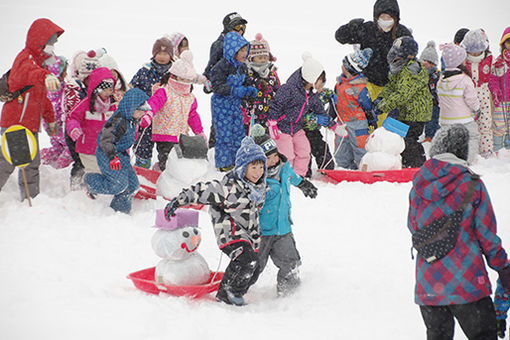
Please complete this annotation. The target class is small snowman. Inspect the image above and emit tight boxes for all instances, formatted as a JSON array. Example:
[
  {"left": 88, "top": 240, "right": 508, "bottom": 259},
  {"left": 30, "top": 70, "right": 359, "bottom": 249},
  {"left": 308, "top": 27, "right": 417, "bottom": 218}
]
[
  {"left": 358, "top": 117, "right": 409, "bottom": 171},
  {"left": 156, "top": 135, "right": 219, "bottom": 199},
  {"left": 151, "top": 208, "right": 210, "bottom": 286}
]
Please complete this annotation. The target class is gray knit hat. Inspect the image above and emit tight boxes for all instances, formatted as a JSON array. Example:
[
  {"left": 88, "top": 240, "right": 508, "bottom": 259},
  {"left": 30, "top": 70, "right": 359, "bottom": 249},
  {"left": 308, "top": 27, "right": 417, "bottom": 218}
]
[
  {"left": 429, "top": 124, "right": 469, "bottom": 161},
  {"left": 419, "top": 41, "right": 439, "bottom": 65}
]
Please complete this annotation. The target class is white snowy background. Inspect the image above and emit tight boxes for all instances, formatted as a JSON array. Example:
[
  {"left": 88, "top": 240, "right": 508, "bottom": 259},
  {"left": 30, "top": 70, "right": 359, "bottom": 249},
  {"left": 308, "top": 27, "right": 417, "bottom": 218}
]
[{"left": 1, "top": 0, "right": 510, "bottom": 339}]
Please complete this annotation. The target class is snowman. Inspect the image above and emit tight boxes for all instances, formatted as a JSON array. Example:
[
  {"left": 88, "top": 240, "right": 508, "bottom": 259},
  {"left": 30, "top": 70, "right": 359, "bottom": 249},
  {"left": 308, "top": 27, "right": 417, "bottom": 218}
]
[
  {"left": 156, "top": 135, "right": 220, "bottom": 199},
  {"left": 358, "top": 117, "right": 409, "bottom": 171},
  {"left": 151, "top": 208, "right": 210, "bottom": 286}
]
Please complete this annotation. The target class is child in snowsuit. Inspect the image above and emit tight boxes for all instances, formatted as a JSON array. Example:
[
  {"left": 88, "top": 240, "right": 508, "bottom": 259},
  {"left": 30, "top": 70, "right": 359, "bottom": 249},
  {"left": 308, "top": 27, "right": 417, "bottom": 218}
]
[
  {"left": 489, "top": 27, "right": 510, "bottom": 154},
  {"left": 252, "top": 126, "right": 317, "bottom": 296},
  {"left": 63, "top": 49, "right": 103, "bottom": 188},
  {"left": 66, "top": 67, "right": 116, "bottom": 175},
  {"left": 0, "top": 18, "right": 63, "bottom": 200},
  {"left": 419, "top": 41, "right": 441, "bottom": 142},
  {"left": 148, "top": 50, "right": 207, "bottom": 171},
  {"left": 130, "top": 37, "right": 173, "bottom": 169},
  {"left": 210, "top": 31, "right": 258, "bottom": 171},
  {"left": 84, "top": 88, "right": 155, "bottom": 213},
  {"left": 164, "top": 136, "right": 267, "bottom": 306},
  {"left": 437, "top": 43, "right": 481, "bottom": 164},
  {"left": 242, "top": 33, "right": 280, "bottom": 130},
  {"left": 40, "top": 56, "right": 73, "bottom": 169},
  {"left": 462, "top": 29, "right": 494, "bottom": 157},
  {"left": 334, "top": 47, "right": 374, "bottom": 170},
  {"left": 267, "top": 52, "right": 341, "bottom": 177},
  {"left": 372, "top": 36, "right": 432, "bottom": 168}
]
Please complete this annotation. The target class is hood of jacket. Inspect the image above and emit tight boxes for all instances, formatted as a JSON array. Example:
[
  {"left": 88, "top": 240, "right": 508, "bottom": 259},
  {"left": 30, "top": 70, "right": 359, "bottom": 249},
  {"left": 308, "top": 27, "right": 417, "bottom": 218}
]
[
  {"left": 116, "top": 88, "right": 149, "bottom": 120},
  {"left": 286, "top": 68, "right": 307, "bottom": 94},
  {"left": 223, "top": 32, "right": 250, "bottom": 68},
  {"left": 412, "top": 157, "right": 472, "bottom": 202},
  {"left": 373, "top": 0, "right": 400, "bottom": 21},
  {"left": 86, "top": 67, "right": 116, "bottom": 98},
  {"left": 25, "top": 18, "right": 64, "bottom": 65}
]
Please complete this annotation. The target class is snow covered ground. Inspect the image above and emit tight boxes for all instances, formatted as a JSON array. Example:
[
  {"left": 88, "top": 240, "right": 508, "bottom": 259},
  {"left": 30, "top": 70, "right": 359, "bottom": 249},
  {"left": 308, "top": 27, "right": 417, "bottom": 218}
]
[{"left": 1, "top": 1, "right": 510, "bottom": 339}]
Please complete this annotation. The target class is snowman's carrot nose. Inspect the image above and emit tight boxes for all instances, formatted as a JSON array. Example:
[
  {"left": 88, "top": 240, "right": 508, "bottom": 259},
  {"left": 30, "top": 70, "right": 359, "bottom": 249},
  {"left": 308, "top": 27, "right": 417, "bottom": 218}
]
[{"left": 191, "top": 235, "right": 201, "bottom": 247}]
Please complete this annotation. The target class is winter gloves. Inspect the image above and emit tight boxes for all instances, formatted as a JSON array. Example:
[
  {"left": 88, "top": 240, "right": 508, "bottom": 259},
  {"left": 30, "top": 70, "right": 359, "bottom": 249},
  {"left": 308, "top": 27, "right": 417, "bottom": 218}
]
[
  {"left": 69, "top": 127, "right": 83, "bottom": 142},
  {"left": 232, "top": 86, "right": 258, "bottom": 99},
  {"left": 267, "top": 120, "right": 280, "bottom": 140},
  {"left": 297, "top": 178, "right": 318, "bottom": 199},
  {"left": 45, "top": 74, "right": 61, "bottom": 92},
  {"left": 164, "top": 198, "right": 180, "bottom": 220},
  {"left": 315, "top": 114, "right": 331, "bottom": 127},
  {"left": 109, "top": 156, "right": 121, "bottom": 170},
  {"left": 474, "top": 109, "right": 482, "bottom": 121},
  {"left": 45, "top": 122, "right": 57, "bottom": 136},
  {"left": 139, "top": 111, "right": 153, "bottom": 128},
  {"left": 203, "top": 79, "right": 213, "bottom": 93},
  {"left": 331, "top": 122, "right": 348, "bottom": 137},
  {"left": 497, "top": 319, "right": 506, "bottom": 339}
]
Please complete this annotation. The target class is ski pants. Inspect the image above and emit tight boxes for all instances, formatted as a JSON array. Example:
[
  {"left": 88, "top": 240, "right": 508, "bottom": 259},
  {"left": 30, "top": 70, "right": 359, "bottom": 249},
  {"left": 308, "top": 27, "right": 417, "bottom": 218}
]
[
  {"left": 334, "top": 119, "right": 369, "bottom": 170},
  {"left": 65, "top": 128, "right": 84, "bottom": 179},
  {"left": 218, "top": 242, "right": 260, "bottom": 297},
  {"left": 424, "top": 105, "right": 440, "bottom": 139},
  {"left": 134, "top": 124, "right": 154, "bottom": 162},
  {"left": 275, "top": 129, "right": 310, "bottom": 177},
  {"left": 419, "top": 296, "right": 497, "bottom": 340},
  {"left": 493, "top": 102, "right": 510, "bottom": 152},
  {"left": 155, "top": 141, "right": 177, "bottom": 171},
  {"left": 304, "top": 128, "right": 334, "bottom": 177},
  {"left": 400, "top": 121, "right": 426, "bottom": 168}
]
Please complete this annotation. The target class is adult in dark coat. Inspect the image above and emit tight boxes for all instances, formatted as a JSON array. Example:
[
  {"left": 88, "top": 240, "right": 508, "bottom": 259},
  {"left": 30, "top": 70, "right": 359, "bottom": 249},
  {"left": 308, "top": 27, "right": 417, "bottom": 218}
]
[{"left": 335, "top": 0, "right": 412, "bottom": 89}]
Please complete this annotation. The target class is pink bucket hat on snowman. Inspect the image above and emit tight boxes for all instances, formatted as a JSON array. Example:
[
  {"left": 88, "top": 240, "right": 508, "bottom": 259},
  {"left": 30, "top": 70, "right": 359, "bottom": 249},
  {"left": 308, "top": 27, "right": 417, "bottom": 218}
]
[
  {"left": 440, "top": 43, "right": 467, "bottom": 69},
  {"left": 153, "top": 208, "right": 198, "bottom": 230}
]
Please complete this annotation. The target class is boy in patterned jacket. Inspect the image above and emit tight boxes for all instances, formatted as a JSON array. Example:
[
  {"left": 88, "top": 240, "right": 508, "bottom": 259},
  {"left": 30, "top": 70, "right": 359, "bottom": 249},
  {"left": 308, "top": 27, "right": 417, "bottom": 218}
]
[{"left": 164, "top": 136, "right": 267, "bottom": 306}]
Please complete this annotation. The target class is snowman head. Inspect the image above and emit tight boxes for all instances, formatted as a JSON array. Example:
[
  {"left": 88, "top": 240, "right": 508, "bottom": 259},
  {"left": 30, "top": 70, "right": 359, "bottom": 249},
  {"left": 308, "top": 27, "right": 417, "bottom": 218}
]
[
  {"left": 151, "top": 209, "right": 201, "bottom": 260},
  {"left": 365, "top": 118, "right": 408, "bottom": 155}
]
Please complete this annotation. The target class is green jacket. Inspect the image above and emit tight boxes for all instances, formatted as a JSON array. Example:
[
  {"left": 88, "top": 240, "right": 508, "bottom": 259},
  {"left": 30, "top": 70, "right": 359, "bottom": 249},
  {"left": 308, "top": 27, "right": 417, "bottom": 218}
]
[{"left": 377, "top": 60, "right": 432, "bottom": 122}]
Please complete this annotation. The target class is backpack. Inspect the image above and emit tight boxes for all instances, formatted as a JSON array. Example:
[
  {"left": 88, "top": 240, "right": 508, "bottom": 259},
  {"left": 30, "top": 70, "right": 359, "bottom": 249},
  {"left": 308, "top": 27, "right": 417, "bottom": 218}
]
[
  {"left": 0, "top": 70, "right": 33, "bottom": 102},
  {"left": 412, "top": 174, "right": 479, "bottom": 264}
]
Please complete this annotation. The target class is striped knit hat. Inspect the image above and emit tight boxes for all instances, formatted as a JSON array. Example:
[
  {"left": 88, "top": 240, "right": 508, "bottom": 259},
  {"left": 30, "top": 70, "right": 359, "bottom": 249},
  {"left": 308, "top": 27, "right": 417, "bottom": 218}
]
[{"left": 249, "top": 33, "right": 276, "bottom": 61}]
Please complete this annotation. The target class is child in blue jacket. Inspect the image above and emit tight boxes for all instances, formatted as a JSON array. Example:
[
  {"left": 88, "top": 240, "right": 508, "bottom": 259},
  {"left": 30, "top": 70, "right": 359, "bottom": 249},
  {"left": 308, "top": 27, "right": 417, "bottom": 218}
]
[
  {"left": 210, "top": 31, "right": 258, "bottom": 171},
  {"left": 252, "top": 125, "right": 317, "bottom": 296}
]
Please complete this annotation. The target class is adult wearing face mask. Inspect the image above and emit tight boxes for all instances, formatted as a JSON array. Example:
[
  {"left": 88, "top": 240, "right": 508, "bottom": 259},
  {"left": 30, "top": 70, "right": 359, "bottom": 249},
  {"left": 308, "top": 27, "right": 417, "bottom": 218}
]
[
  {"left": 335, "top": 0, "right": 412, "bottom": 102},
  {"left": 0, "top": 18, "right": 64, "bottom": 200}
]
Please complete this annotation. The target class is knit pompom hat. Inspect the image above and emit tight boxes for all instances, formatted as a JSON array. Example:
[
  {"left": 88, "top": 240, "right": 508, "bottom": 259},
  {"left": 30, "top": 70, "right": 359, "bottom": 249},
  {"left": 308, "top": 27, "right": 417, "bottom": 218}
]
[
  {"left": 235, "top": 136, "right": 267, "bottom": 180},
  {"left": 78, "top": 49, "right": 105, "bottom": 80},
  {"left": 461, "top": 29, "right": 489, "bottom": 54},
  {"left": 166, "top": 32, "right": 187, "bottom": 58},
  {"left": 301, "top": 52, "right": 324, "bottom": 84},
  {"left": 419, "top": 40, "right": 439, "bottom": 65},
  {"left": 152, "top": 37, "right": 173, "bottom": 59},
  {"left": 440, "top": 43, "right": 467, "bottom": 69},
  {"left": 343, "top": 47, "right": 373, "bottom": 75},
  {"left": 251, "top": 124, "right": 278, "bottom": 156},
  {"left": 387, "top": 36, "right": 418, "bottom": 63},
  {"left": 429, "top": 124, "right": 469, "bottom": 161},
  {"left": 169, "top": 50, "right": 197, "bottom": 81},
  {"left": 249, "top": 33, "right": 276, "bottom": 61}
]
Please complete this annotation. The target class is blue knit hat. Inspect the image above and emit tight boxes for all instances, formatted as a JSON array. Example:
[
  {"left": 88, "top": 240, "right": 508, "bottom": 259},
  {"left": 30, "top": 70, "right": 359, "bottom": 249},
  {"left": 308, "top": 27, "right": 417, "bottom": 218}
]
[
  {"left": 343, "top": 47, "right": 373, "bottom": 75},
  {"left": 235, "top": 136, "right": 267, "bottom": 180},
  {"left": 387, "top": 36, "right": 419, "bottom": 63}
]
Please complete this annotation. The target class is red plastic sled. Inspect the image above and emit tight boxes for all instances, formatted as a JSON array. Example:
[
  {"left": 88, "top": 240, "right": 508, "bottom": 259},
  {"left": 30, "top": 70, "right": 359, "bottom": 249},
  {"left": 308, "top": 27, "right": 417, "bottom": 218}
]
[
  {"left": 127, "top": 267, "right": 224, "bottom": 299},
  {"left": 319, "top": 168, "right": 419, "bottom": 184},
  {"left": 133, "top": 166, "right": 204, "bottom": 210}
]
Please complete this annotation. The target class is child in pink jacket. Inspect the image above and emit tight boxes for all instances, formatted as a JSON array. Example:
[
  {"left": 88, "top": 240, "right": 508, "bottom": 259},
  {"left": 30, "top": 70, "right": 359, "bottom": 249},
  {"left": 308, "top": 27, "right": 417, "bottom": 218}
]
[
  {"left": 66, "top": 67, "right": 116, "bottom": 175},
  {"left": 489, "top": 27, "right": 510, "bottom": 153},
  {"left": 145, "top": 50, "right": 206, "bottom": 171},
  {"left": 437, "top": 43, "right": 481, "bottom": 164}
]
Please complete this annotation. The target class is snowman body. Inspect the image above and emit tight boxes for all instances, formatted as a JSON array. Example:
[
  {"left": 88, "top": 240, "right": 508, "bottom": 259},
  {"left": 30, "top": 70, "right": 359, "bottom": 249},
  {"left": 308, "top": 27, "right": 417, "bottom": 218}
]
[
  {"left": 152, "top": 226, "right": 210, "bottom": 286},
  {"left": 359, "top": 126, "right": 405, "bottom": 171}
]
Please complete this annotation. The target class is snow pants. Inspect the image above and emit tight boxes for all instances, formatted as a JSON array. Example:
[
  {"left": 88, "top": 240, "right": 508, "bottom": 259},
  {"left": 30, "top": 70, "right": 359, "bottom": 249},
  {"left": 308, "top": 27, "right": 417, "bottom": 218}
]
[
  {"left": 493, "top": 102, "right": 510, "bottom": 152},
  {"left": 65, "top": 130, "right": 85, "bottom": 186},
  {"left": 275, "top": 129, "right": 310, "bottom": 177},
  {"left": 134, "top": 124, "right": 154, "bottom": 164},
  {"left": 211, "top": 94, "right": 245, "bottom": 168},
  {"left": 400, "top": 121, "right": 426, "bottom": 168},
  {"left": 424, "top": 105, "right": 440, "bottom": 139},
  {"left": 84, "top": 150, "right": 139, "bottom": 213},
  {"left": 475, "top": 84, "right": 494, "bottom": 156},
  {"left": 419, "top": 296, "right": 497, "bottom": 340},
  {"left": 258, "top": 233, "right": 302, "bottom": 295},
  {"left": 155, "top": 141, "right": 177, "bottom": 171},
  {"left": 304, "top": 128, "right": 334, "bottom": 177},
  {"left": 217, "top": 242, "right": 260, "bottom": 298},
  {"left": 40, "top": 131, "right": 72, "bottom": 169},
  {"left": 334, "top": 119, "right": 369, "bottom": 170},
  {"left": 0, "top": 129, "right": 40, "bottom": 200}
]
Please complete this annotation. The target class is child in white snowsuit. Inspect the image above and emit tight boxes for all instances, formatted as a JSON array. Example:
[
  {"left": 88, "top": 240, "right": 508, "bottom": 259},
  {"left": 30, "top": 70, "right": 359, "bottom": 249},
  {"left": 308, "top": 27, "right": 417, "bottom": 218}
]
[{"left": 164, "top": 136, "right": 267, "bottom": 306}]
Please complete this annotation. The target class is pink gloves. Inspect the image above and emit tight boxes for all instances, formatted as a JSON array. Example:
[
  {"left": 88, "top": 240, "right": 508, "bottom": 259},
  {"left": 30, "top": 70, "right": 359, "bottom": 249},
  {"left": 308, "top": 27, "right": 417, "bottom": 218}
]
[
  {"left": 198, "top": 132, "right": 208, "bottom": 144},
  {"left": 139, "top": 111, "right": 153, "bottom": 128},
  {"left": 110, "top": 156, "right": 121, "bottom": 170},
  {"left": 267, "top": 120, "right": 280, "bottom": 140},
  {"left": 69, "top": 127, "right": 83, "bottom": 141}
]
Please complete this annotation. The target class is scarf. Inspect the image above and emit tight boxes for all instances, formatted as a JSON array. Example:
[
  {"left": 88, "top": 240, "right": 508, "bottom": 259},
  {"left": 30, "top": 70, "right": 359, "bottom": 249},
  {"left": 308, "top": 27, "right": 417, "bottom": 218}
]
[
  {"left": 93, "top": 95, "right": 111, "bottom": 114},
  {"left": 151, "top": 60, "right": 172, "bottom": 75},
  {"left": 248, "top": 61, "right": 271, "bottom": 78},
  {"left": 244, "top": 179, "right": 266, "bottom": 204},
  {"left": 169, "top": 78, "right": 191, "bottom": 95},
  {"left": 467, "top": 53, "right": 484, "bottom": 64},
  {"left": 267, "top": 161, "right": 283, "bottom": 181},
  {"left": 389, "top": 58, "right": 408, "bottom": 75}
]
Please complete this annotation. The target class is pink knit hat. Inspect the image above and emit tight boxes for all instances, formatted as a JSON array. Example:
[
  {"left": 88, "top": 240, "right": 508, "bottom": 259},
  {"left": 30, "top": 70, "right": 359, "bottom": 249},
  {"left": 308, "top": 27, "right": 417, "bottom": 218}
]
[
  {"left": 167, "top": 32, "right": 187, "bottom": 58},
  {"left": 152, "top": 208, "right": 198, "bottom": 230},
  {"left": 249, "top": 33, "right": 276, "bottom": 61},
  {"left": 440, "top": 43, "right": 467, "bottom": 69},
  {"left": 169, "top": 50, "right": 197, "bottom": 81}
]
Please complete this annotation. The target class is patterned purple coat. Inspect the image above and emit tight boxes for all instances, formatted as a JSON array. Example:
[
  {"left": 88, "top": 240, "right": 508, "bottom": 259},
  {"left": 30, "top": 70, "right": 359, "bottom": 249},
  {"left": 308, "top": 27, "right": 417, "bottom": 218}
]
[{"left": 408, "top": 158, "right": 508, "bottom": 305}]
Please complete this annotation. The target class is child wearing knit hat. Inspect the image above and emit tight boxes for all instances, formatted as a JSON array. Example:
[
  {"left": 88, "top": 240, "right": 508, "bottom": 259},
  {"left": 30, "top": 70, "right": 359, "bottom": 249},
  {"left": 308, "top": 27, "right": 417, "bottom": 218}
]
[
  {"left": 461, "top": 29, "right": 495, "bottom": 157},
  {"left": 489, "top": 27, "right": 510, "bottom": 153},
  {"left": 419, "top": 41, "right": 441, "bottom": 142},
  {"left": 129, "top": 37, "right": 174, "bottom": 169},
  {"left": 437, "top": 43, "right": 481, "bottom": 164},
  {"left": 144, "top": 50, "right": 207, "bottom": 172},
  {"left": 251, "top": 124, "right": 317, "bottom": 296},
  {"left": 242, "top": 33, "right": 280, "bottom": 131},
  {"left": 165, "top": 32, "right": 207, "bottom": 85}
]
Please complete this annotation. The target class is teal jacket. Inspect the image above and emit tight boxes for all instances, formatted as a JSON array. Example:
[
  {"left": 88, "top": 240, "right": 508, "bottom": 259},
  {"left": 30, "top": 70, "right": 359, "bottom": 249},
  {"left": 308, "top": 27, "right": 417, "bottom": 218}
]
[{"left": 260, "top": 160, "right": 303, "bottom": 236}]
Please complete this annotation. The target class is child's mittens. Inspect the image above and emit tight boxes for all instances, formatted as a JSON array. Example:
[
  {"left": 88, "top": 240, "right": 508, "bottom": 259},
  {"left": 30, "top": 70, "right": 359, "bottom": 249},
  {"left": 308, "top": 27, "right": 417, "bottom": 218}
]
[
  {"left": 198, "top": 132, "right": 208, "bottom": 144},
  {"left": 193, "top": 74, "right": 207, "bottom": 85},
  {"left": 493, "top": 96, "right": 501, "bottom": 108},
  {"left": 496, "top": 319, "right": 506, "bottom": 339},
  {"left": 297, "top": 178, "right": 318, "bottom": 199},
  {"left": 139, "top": 111, "right": 153, "bottom": 128},
  {"left": 45, "top": 74, "right": 61, "bottom": 92},
  {"left": 164, "top": 198, "right": 180, "bottom": 220},
  {"left": 474, "top": 109, "right": 482, "bottom": 121},
  {"left": 69, "top": 127, "right": 83, "bottom": 141},
  {"left": 109, "top": 156, "right": 121, "bottom": 170},
  {"left": 267, "top": 120, "right": 280, "bottom": 140},
  {"left": 246, "top": 86, "right": 259, "bottom": 98},
  {"left": 46, "top": 122, "right": 57, "bottom": 136},
  {"left": 315, "top": 114, "right": 331, "bottom": 127},
  {"left": 331, "top": 122, "right": 348, "bottom": 137},
  {"left": 203, "top": 79, "right": 213, "bottom": 94}
]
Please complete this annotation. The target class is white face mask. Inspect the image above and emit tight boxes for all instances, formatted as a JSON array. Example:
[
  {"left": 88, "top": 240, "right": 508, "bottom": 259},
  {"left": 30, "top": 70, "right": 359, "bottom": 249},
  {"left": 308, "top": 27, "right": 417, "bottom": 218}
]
[
  {"left": 43, "top": 44, "right": 55, "bottom": 55},
  {"left": 377, "top": 18, "right": 395, "bottom": 32}
]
